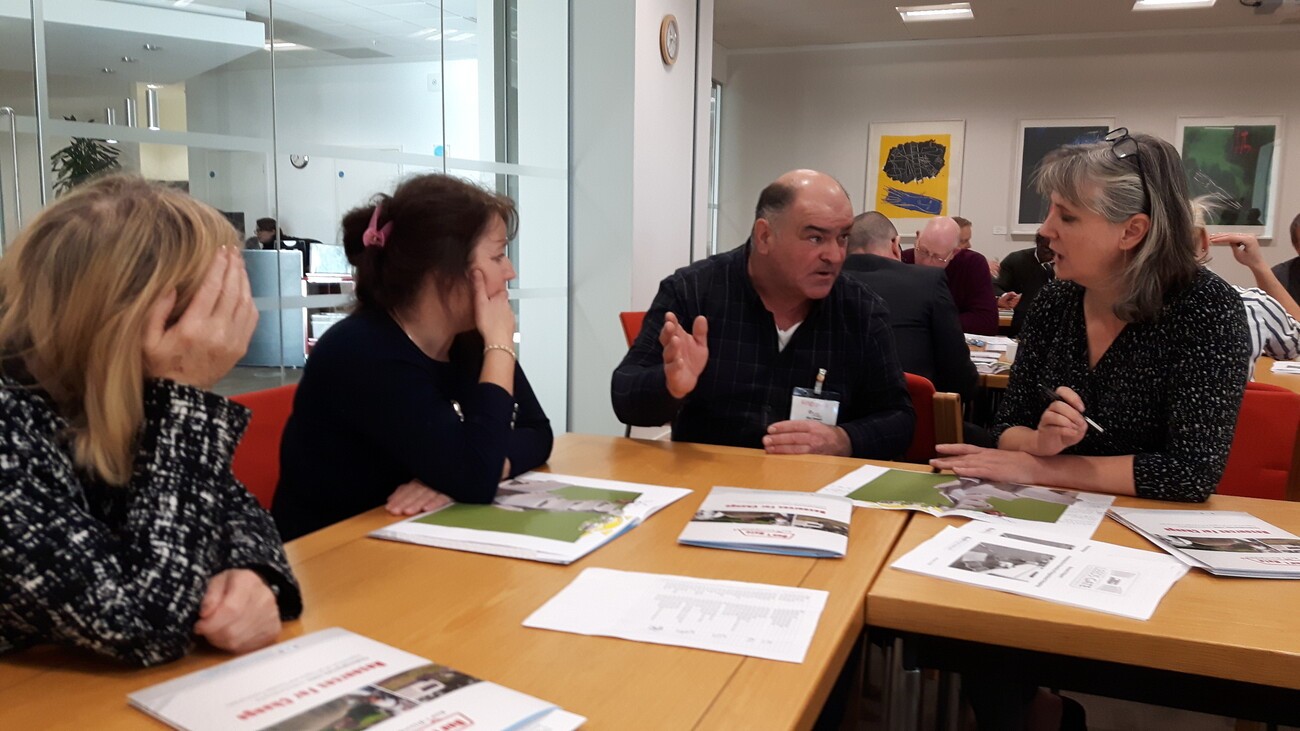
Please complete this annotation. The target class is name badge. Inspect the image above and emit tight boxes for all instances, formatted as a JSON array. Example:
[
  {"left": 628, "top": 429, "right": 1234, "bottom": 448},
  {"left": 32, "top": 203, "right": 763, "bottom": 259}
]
[{"left": 790, "top": 386, "right": 841, "bottom": 424}]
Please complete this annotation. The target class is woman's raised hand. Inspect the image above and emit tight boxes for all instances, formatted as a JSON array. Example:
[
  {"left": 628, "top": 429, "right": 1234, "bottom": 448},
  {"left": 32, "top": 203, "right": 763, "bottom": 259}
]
[
  {"left": 472, "top": 268, "right": 516, "bottom": 347},
  {"left": 144, "top": 247, "right": 258, "bottom": 390}
]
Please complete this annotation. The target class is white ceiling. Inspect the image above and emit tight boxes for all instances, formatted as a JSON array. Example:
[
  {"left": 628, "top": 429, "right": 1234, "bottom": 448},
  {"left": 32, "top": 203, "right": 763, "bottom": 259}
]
[
  {"left": 714, "top": 0, "right": 1300, "bottom": 50},
  {"left": 0, "top": 0, "right": 484, "bottom": 91}
]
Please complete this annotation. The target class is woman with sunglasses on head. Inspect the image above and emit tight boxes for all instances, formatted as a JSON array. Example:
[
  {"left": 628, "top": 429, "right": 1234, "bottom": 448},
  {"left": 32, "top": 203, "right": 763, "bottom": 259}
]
[
  {"left": 933, "top": 130, "right": 1250, "bottom": 505},
  {"left": 0, "top": 176, "right": 302, "bottom": 667},
  {"left": 272, "top": 174, "right": 553, "bottom": 542},
  {"left": 934, "top": 132, "right": 1251, "bottom": 731}
]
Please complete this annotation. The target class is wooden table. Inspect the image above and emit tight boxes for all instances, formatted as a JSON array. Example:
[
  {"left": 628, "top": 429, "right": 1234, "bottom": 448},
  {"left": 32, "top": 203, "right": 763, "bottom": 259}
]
[
  {"left": 868, "top": 494, "right": 1300, "bottom": 719},
  {"left": 0, "top": 434, "right": 913, "bottom": 731},
  {"left": 1256, "top": 356, "right": 1300, "bottom": 394}
]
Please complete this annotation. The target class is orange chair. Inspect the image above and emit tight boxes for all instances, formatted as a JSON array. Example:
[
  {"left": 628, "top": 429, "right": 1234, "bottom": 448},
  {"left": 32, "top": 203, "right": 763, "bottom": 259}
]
[
  {"left": 229, "top": 384, "right": 298, "bottom": 509},
  {"left": 901, "top": 373, "right": 963, "bottom": 464},
  {"left": 619, "top": 311, "right": 646, "bottom": 348},
  {"left": 1217, "top": 382, "right": 1300, "bottom": 501}
]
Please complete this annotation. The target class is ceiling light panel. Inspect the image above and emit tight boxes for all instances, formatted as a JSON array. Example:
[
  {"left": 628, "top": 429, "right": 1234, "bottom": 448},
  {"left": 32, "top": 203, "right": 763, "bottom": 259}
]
[
  {"left": 896, "top": 3, "right": 974, "bottom": 22},
  {"left": 1132, "top": 0, "right": 1216, "bottom": 9}
]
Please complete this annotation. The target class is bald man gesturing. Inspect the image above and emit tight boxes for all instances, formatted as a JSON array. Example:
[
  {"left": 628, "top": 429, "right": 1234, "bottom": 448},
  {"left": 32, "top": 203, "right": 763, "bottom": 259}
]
[{"left": 611, "top": 170, "right": 914, "bottom": 459}]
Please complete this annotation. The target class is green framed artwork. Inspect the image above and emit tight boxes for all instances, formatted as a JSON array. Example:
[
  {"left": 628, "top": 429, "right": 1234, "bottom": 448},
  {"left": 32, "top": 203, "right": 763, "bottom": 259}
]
[{"left": 1176, "top": 116, "right": 1282, "bottom": 240}]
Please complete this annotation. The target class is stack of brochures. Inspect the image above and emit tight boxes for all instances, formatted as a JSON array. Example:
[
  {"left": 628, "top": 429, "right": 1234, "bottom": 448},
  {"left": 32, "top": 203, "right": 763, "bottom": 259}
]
[
  {"left": 129, "top": 628, "right": 584, "bottom": 731},
  {"left": 818, "top": 465, "right": 1114, "bottom": 539},
  {"left": 677, "top": 486, "right": 852, "bottom": 557},
  {"left": 892, "top": 521, "right": 1189, "bottom": 620},
  {"left": 371, "top": 471, "right": 690, "bottom": 564},
  {"left": 1270, "top": 360, "right": 1300, "bottom": 375},
  {"left": 1110, "top": 508, "right": 1300, "bottom": 579}
]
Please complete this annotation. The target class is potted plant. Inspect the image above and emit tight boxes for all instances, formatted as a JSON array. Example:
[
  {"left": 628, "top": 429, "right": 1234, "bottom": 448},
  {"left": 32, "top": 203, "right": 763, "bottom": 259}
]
[{"left": 50, "top": 115, "right": 121, "bottom": 195}]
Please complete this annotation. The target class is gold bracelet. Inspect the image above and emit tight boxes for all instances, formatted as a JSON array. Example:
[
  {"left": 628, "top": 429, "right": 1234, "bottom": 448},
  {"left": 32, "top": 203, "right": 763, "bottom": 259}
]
[{"left": 483, "top": 343, "right": 517, "bottom": 361}]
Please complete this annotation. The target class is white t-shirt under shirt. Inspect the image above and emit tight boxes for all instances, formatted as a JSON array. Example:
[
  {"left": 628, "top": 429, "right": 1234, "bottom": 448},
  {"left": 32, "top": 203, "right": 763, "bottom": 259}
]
[{"left": 776, "top": 321, "right": 803, "bottom": 352}]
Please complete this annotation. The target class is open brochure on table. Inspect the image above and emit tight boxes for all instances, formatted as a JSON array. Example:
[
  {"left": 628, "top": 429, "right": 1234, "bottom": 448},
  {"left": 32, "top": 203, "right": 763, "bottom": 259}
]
[
  {"left": 1110, "top": 508, "right": 1300, "bottom": 579},
  {"left": 818, "top": 465, "right": 1113, "bottom": 539},
  {"left": 891, "top": 521, "right": 1188, "bottom": 620},
  {"left": 677, "top": 486, "right": 852, "bottom": 558},
  {"left": 128, "top": 628, "right": 584, "bottom": 731},
  {"left": 370, "top": 471, "right": 691, "bottom": 564}
]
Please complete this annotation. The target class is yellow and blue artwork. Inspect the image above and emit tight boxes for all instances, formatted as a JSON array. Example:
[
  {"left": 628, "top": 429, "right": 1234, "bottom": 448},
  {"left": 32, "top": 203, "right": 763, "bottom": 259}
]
[{"left": 875, "top": 134, "right": 952, "bottom": 218}]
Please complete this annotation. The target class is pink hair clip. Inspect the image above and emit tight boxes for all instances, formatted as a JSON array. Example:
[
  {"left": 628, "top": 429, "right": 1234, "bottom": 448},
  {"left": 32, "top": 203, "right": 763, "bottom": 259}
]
[{"left": 362, "top": 203, "right": 393, "bottom": 248}]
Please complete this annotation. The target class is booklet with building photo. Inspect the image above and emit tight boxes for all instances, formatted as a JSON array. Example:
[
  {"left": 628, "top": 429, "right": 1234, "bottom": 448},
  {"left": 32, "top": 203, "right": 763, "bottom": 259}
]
[
  {"left": 817, "top": 465, "right": 1113, "bottom": 539},
  {"left": 677, "top": 486, "right": 852, "bottom": 558},
  {"left": 370, "top": 471, "right": 690, "bottom": 564},
  {"left": 891, "top": 521, "right": 1189, "bottom": 620},
  {"left": 1109, "top": 508, "right": 1300, "bottom": 579},
  {"left": 129, "top": 628, "right": 584, "bottom": 731}
]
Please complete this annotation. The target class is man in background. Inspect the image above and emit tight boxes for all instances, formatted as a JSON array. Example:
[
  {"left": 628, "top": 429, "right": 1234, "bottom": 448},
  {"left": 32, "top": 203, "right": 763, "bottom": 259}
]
[
  {"left": 245, "top": 217, "right": 279, "bottom": 250},
  {"left": 1270, "top": 213, "right": 1300, "bottom": 303},
  {"left": 843, "top": 211, "right": 976, "bottom": 400},
  {"left": 994, "top": 232, "right": 1055, "bottom": 337},
  {"left": 903, "top": 216, "right": 999, "bottom": 335}
]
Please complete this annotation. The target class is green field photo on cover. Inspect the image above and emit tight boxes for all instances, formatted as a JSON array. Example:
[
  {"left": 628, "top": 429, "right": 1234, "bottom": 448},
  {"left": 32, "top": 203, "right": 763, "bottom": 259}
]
[
  {"left": 847, "top": 471, "right": 1071, "bottom": 522},
  {"left": 415, "top": 485, "right": 641, "bottom": 542}
]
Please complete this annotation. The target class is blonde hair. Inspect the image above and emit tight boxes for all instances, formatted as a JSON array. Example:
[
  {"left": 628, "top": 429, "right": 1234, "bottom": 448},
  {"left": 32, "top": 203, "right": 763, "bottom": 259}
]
[{"left": 0, "top": 175, "right": 237, "bottom": 485}]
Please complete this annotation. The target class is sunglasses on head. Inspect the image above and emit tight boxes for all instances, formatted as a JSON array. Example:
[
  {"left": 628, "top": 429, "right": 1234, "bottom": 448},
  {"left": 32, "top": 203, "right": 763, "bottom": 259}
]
[{"left": 1103, "top": 127, "right": 1151, "bottom": 215}]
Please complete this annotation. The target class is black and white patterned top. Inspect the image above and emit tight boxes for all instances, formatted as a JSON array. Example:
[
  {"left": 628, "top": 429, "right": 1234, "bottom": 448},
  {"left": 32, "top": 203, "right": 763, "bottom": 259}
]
[
  {"left": 611, "top": 242, "right": 915, "bottom": 459},
  {"left": 992, "top": 268, "right": 1251, "bottom": 502},
  {"left": 0, "top": 373, "right": 302, "bottom": 667}
]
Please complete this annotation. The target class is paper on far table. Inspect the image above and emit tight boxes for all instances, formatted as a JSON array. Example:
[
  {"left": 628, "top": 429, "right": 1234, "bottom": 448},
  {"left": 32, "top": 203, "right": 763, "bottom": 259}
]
[
  {"left": 523, "top": 568, "right": 828, "bottom": 663},
  {"left": 1270, "top": 360, "right": 1300, "bottom": 374}
]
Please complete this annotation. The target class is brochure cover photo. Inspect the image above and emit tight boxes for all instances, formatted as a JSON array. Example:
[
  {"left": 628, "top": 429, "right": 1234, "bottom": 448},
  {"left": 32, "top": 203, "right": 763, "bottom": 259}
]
[
  {"left": 818, "top": 465, "right": 1112, "bottom": 538},
  {"left": 371, "top": 472, "right": 690, "bottom": 564},
  {"left": 128, "top": 628, "right": 584, "bottom": 731},
  {"left": 1110, "top": 508, "right": 1300, "bottom": 578},
  {"left": 678, "top": 486, "right": 852, "bottom": 557}
]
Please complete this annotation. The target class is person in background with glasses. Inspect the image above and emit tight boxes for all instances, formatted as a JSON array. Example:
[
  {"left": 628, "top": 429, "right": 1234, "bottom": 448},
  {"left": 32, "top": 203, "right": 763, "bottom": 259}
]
[
  {"left": 992, "top": 231, "right": 1055, "bottom": 337},
  {"left": 902, "top": 216, "right": 999, "bottom": 335},
  {"left": 933, "top": 130, "right": 1249, "bottom": 503}
]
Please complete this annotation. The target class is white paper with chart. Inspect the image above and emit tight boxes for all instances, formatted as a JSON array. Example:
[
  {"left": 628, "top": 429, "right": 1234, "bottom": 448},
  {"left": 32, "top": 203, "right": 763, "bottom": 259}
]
[{"left": 522, "top": 568, "right": 827, "bottom": 663}]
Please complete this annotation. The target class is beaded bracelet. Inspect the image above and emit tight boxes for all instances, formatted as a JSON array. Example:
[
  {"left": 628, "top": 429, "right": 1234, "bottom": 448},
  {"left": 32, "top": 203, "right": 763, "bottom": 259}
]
[{"left": 483, "top": 343, "right": 517, "bottom": 360}]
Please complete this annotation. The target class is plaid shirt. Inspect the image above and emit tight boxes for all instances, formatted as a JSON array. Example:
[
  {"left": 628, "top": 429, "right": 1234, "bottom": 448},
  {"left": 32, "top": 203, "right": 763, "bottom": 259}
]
[{"left": 612, "top": 244, "right": 915, "bottom": 459}]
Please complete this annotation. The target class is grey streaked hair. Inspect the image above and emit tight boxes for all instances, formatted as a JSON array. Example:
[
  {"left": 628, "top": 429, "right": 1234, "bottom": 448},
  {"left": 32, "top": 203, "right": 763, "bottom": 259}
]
[{"left": 1033, "top": 133, "right": 1199, "bottom": 323}]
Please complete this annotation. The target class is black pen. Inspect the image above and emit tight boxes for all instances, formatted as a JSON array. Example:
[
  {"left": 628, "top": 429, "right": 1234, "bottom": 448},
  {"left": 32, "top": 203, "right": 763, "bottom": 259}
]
[{"left": 1039, "top": 384, "right": 1105, "bottom": 434}]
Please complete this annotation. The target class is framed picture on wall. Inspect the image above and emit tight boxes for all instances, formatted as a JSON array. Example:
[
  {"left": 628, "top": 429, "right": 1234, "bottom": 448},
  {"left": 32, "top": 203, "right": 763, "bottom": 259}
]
[
  {"left": 864, "top": 120, "right": 965, "bottom": 224},
  {"left": 1010, "top": 118, "right": 1113, "bottom": 235},
  {"left": 1176, "top": 116, "right": 1283, "bottom": 240}
]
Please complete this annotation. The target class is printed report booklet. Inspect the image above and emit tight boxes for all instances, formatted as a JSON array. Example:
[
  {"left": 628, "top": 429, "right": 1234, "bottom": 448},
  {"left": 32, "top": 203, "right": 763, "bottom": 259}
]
[
  {"left": 818, "top": 464, "right": 1113, "bottom": 539},
  {"left": 128, "top": 628, "right": 585, "bottom": 731},
  {"left": 677, "top": 486, "right": 852, "bottom": 558},
  {"left": 371, "top": 471, "right": 690, "bottom": 564},
  {"left": 1109, "top": 508, "right": 1300, "bottom": 578},
  {"left": 891, "top": 521, "right": 1189, "bottom": 620}
]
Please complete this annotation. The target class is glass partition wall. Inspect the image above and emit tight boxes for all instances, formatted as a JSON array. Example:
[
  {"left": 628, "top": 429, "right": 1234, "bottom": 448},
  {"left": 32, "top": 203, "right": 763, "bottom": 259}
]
[{"left": 0, "top": 0, "right": 569, "bottom": 430}]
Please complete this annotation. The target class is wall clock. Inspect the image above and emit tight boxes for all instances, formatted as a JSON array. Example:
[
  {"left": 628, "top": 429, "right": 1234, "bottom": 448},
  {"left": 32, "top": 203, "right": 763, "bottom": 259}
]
[{"left": 660, "top": 15, "right": 679, "bottom": 66}]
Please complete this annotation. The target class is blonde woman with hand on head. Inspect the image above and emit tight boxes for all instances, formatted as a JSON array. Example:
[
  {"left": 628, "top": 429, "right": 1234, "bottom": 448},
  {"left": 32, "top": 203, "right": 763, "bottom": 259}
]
[
  {"left": 272, "top": 174, "right": 553, "bottom": 542},
  {"left": 0, "top": 176, "right": 302, "bottom": 667}
]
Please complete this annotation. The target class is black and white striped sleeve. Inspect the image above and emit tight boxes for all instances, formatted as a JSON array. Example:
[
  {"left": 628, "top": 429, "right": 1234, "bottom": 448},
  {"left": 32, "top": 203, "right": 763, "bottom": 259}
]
[{"left": 1237, "top": 286, "right": 1300, "bottom": 364}]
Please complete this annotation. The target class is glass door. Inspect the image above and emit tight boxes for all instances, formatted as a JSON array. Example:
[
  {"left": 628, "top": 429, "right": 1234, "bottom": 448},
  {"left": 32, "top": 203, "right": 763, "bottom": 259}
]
[{"left": 0, "top": 0, "right": 39, "bottom": 251}]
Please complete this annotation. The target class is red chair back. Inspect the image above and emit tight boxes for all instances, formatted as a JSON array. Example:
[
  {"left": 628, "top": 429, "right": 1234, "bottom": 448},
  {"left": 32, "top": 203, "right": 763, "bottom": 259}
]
[
  {"left": 1218, "top": 382, "right": 1300, "bottom": 501},
  {"left": 229, "top": 384, "right": 298, "bottom": 509},
  {"left": 902, "top": 373, "right": 937, "bottom": 464},
  {"left": 619, "top": 311, "right": 646, "bottom": 348}
]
